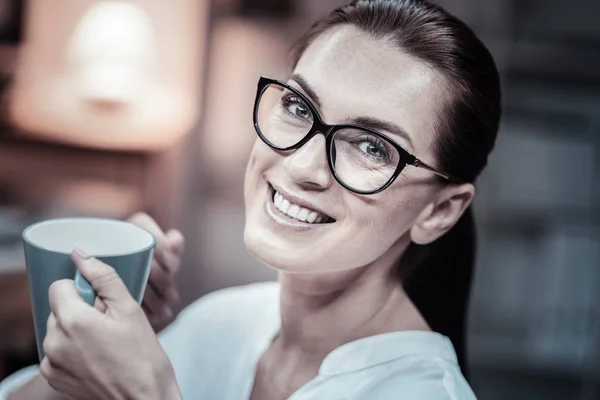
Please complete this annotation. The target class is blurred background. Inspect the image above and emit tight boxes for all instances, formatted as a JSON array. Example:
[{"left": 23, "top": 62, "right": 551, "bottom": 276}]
[{"left": 0, "top": 0, "right": 598, "bottom": 398}]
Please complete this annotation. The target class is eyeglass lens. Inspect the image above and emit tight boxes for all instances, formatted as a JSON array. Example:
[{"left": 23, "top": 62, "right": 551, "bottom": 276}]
[{"left": 256, "top": 83, "right": 401, "bottom": 192}]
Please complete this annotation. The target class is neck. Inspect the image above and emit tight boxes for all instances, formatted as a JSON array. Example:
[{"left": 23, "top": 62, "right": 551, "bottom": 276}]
[{"left": 275, "top": 242, "right": 430, "bottom": 362}]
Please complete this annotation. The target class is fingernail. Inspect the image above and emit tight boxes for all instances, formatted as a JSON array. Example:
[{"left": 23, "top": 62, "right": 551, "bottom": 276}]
[
  {"left": 73, "top": 246, "right": 92, "bottom": 260},
  {"left": 163, "top": 251, "right": 179, "bottom": 273},
  {"left": 164, "top": 305, "right": 173, "bottom": 318}
]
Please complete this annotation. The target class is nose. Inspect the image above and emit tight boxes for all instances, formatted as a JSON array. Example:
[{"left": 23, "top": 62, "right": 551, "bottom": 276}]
[{"left": 282, "top": 133, "right": 333, "bottom": 190}]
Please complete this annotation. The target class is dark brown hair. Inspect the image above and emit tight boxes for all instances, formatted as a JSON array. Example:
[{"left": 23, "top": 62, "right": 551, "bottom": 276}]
[{"left": 291, "top": 0, "right": 502, "bottom": 376}]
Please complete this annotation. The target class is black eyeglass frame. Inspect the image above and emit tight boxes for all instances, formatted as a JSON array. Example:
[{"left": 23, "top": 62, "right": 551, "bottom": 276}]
[{"left": 253, "top": 76, "right": 458, "bottom": 195}]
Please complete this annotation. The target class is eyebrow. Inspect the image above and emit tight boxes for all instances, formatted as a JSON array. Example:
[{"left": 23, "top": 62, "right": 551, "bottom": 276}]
[
  {"left": 350, "top": 116, "right": 415, "bottom": 151},
  {"left": 290, "top": 74, "right": 322, "bottom": 109},
  {"left": 290, "top": 74, "right": 414, "bottom": 151}
]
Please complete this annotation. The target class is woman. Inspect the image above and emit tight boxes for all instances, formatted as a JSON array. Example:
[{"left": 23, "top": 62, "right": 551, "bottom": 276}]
[{"left": 1, "top": 0, "right": 500, "bottom": 399}]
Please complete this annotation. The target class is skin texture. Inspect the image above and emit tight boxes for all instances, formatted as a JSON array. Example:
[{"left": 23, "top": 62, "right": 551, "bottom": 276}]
[
  {"left": 129, "top": 213, "right": 185, "bottom": 332},
  {"left": 38, "top": 249, "right": 182, "bottom": 400},
  {"left": 243, "top": 26, "right": 472, "bottom": 275},
  {"left": 9, "top": 25, "right": 476, "bottom": 400},
  {"left": 7, "top": 214, "right": 184, "bottom": 400},
  {"left": 245, "top": 26, "right": 474, "bottom": 400}
]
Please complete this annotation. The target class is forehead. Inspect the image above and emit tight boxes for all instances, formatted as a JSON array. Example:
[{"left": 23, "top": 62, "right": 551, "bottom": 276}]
[{"left": 294, "top": 25, "right": 446, "bottom": 155}]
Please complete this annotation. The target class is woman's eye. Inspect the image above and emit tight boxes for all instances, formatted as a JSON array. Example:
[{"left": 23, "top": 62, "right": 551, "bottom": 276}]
[
  {"left": 359, "top": 141, "right": 385, "bottom": 158},
  {"left": 283, "top": 96, "right": 312, "bottom": 121}
]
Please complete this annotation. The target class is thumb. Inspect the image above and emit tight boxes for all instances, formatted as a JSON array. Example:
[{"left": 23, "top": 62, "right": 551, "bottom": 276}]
[{"left": 72, "top": 247, "right": 133, "bottom": 307}]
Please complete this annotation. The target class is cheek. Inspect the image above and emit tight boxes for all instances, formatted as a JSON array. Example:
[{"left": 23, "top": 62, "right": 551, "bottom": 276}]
[
  {"left": 245, "top": 140, "right": 268, "bottom": 180},
  {"left": 355, "top": 200, "right": 410, "bottom": 247},
  {"left": 248, "top": 139, "right": 278, "bottom": 170},
  {"left": 345, "top": 185, "right": 430, "bottom": 252},
  {"left": 244, "top": 140, "right": 277, "bottom": 198},
  {"left": 247, "top": 151, "right": 257, "bottom": 171}
]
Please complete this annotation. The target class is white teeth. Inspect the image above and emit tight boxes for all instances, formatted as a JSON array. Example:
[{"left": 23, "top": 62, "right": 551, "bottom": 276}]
[
  {"left": 280, "top": 199, "right": 290, "bottom": 213},
  {"left": 273, "top": 190, "right": 329, "bottom": 224},
  {"left": 297, "top": 208, "right": 309, "bottom": 222},
  {"left": 287, "top": 204, "right": 300, "bottom": 219}
]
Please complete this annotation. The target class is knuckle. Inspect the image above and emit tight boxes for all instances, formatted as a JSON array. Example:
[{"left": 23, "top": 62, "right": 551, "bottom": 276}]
[
  {"left": 178, "top": 234, "right": 186, "bottom": 248},
  {"left": 45, "top": 372, "right": 60, "bottom": 392},
  {"left": 46, "top": 314, "right": 56, "bottom": 333},
  {"left": 128, "top": 212, "right": 158, "bottom": 233},
  {"left": 40, "top": 358, "right": 52, "bottom": 379},
  {"left": 122, "top": 299, "right": 142, "bottom": 316},
  {"left": 58, "top": 315, "right": 76, "bottom": 333},
  {"left": 150, "top": 259, "right": 163, "bottom": 275},
  {"left": 143, "top": 286, "right": 157, "bottom": 304},
  {"left": 165, "top": 285, "right": 180, "bottom": 305},
  {"left": 150, "top": 270, "right": 169, "bottom": 292},
  {"left": 43, "top": 337, "right": 60, "bottom": 361},
  {"left": 128, "top": 212, "right": 150, "bottom": 224},
  {"left": 144, "top": 291, "right": 165, "bottom": 314},
  {"left": 91, "top": 264, "right": 119, "bottom": 285},
  {"left": 58, "top": 311, "right": 84, "bottom": 334}
]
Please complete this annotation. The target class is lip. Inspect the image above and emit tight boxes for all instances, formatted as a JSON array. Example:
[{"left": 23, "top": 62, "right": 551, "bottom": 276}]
[{"left": 268, "top": 183, "right": 335, "bottom": 221}]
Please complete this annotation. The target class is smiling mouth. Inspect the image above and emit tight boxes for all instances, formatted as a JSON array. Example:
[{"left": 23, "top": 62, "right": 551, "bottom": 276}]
[{"left": 268, "top": 184, "right": 335, "bottom": 225}]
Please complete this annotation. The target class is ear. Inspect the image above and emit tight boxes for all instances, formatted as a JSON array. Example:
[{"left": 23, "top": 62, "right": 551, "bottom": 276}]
[{"left": 410, "top": 183, "right": 475, "bottom": 245}]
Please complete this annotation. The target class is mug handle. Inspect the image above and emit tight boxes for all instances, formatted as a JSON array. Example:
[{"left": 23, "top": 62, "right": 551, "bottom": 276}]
[{"left": 74, "top": 271, "right": 96, "bottom": 306}]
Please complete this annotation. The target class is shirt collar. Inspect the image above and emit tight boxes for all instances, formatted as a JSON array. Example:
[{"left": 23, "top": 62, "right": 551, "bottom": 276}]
[
  {"left": 261, "top": 285, "right": 458, "bottom": 377},
  {"left": 318, "top": 331, "right": 458, "bottom": 376}
]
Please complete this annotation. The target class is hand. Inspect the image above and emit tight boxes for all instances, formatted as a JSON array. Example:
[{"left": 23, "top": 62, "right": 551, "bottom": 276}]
[
  {"left": 128, "top": 213, "right": 185, "bottom": 332},
  {"left": 40, "top": 248, "right": 182, "bottom": 400}
]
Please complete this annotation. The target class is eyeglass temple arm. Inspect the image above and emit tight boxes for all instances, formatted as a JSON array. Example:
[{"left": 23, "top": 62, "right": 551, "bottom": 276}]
[{"left": 412, "top": 159, "right": 453, "bottom": 181}]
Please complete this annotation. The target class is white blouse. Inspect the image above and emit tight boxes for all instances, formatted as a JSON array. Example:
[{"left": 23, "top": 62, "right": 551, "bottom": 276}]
[{"left": 0, "top": 282, "right": 477, "bottom": 399}]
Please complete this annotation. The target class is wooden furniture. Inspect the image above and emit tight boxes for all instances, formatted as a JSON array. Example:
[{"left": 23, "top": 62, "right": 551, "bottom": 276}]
[
  {"left": 0, "top": 271, "right": 36, "bottom": 381},
  {"left": 0, "top": 130, "right": 192, "bottom": 380},
  {"left": 0, "top": 131, "right": 189, "bottom": 229}
]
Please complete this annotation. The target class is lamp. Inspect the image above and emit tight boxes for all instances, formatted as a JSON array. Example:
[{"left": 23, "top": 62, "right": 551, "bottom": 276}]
[
  {"left": 9, "top": 0, "right": 208, "bottom": 151},
  {"left": 67, "top": 1, "right": 157, "bottom": 105}
]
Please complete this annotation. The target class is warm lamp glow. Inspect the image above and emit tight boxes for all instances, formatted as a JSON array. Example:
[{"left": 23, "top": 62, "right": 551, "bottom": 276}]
[
  {"left": 9, "top": 0, "right": 208, "bottom": 151},
  {"left": 67, "top": 1, "right": 157, "bottom": 104}
]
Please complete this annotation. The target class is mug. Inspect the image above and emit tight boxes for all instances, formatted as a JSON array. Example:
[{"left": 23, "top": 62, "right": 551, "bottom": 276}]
[{"left": 22, "top": 217, "right": 156, "bottom": 360}]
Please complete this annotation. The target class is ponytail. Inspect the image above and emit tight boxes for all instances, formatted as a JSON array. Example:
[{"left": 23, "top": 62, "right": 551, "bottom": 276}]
[
  {"left": 290, "top": 0, "right": 500, "bottom": 378},
  {"left": 400, "top": 206, "right": 476, "bottom": 378}
]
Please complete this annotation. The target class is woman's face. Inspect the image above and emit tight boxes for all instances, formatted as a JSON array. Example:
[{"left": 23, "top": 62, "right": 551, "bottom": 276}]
[{"left": 244, "top": 26, "right": 449, "bottom": 273}]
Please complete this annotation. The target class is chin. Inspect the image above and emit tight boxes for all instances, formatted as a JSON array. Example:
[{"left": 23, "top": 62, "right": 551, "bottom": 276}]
[
  {"left": 243, "top": 223, "right": 319, "bottom": 273},
  {"left": 242, "top": 172, "right": 339, "bottom": 273}
]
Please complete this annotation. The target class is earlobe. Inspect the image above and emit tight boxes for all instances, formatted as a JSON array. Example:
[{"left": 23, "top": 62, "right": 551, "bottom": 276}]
[
  {"left": 409, "top": 203, "right": 436, "bottom": 245},
  {"left": 410, "top": 217, "right": 446, "bottom": 245},
  {"left": 409, "top": 183, "right": 475, "bottom": 245}
]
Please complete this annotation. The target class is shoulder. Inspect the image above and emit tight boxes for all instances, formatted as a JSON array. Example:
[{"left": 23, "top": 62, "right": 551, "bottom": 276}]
[{"left": 367, "top": 356, "right": 477, "bottom": 400}]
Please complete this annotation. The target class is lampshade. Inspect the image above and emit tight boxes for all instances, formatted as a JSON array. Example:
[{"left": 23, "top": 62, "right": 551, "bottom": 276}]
[
  {"left": 67, "top": 1, "right": 156, "bottom": 104},
  {"left": 9, "top": 0, "right": 208, "bottom": 151}
]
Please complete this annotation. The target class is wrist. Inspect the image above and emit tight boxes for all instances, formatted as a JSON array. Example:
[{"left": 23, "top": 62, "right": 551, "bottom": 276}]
[
  {"left": 155, "top": 355, "right": 181, "bottom": 400},
  {"left": 161, "top": 380, "right": 183, "bottom": 400},
  {"left": 127, "top": 376, "right": 181, "bottom": 400},
  {"left": 129, "top": 357, "right": 180, "bottom": 400},
  {"left": 7, "top": 373, "right": 68, "bottom": 400}
]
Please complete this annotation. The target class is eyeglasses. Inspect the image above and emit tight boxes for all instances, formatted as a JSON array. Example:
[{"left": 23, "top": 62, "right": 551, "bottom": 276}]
[{"left": 253, "top": 76, "right": 456, "bottom": 195}]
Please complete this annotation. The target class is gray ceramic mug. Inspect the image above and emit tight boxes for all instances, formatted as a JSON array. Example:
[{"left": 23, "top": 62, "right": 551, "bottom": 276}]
[{"left": 22, "top": 217, "right": 156, "bottom": 360}]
